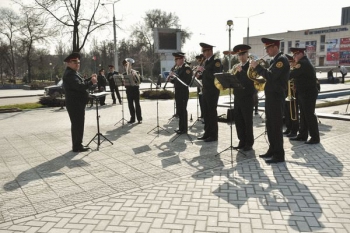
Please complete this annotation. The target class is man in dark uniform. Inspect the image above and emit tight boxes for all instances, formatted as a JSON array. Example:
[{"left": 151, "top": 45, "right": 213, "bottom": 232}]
[
  {"left": 250, "top": 38, "right": 290, "bottom": 164},
  {"left": 122, "top": 58, "right": 143, "bottom": 124},
  {"left": 62, "top": 52, "right": 97, "bottom": 152},
  {"left": 283, "top": 54, "right": 299, "bottom": 138},
  {"left": 97, "top": 69, "right": 107, "bottom": 106},
  {"left": 231, "top": 44, "right": 255, "bottom": 151},
  {"left": 289, "top": 47, "right": 320, "bottom": 144},
  {"left": 107, "top": 65, "right": 122, "bottom": 104},
  {"left": 196, "top": 43, "right": 223, "bottom": 142},
  {"left": 168, "top": 52, "right": 192, "bottom": 134}
]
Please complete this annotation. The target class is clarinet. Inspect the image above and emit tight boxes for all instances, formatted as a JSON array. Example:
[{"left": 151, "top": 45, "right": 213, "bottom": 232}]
[{"left": 163, "top": 65, "right": 177, "bottom": 90}]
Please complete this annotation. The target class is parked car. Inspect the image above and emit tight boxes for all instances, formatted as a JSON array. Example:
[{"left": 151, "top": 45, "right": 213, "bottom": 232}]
[{"left": 44, "top": 80, "right": 64, "bottom": 97}]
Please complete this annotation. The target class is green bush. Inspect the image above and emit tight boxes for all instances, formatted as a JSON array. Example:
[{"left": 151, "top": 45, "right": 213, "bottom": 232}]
[
  {"left": 141, "top": 90, "right": 174, "bottom": 99},
  {"left": 39, "top": 96, "right": 65, "bottom": 107}
]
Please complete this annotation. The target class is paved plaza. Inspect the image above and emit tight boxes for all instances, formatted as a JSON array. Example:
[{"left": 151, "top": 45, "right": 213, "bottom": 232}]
[{"left": 0, "top": 85, "right": 350, "bottom": 232}]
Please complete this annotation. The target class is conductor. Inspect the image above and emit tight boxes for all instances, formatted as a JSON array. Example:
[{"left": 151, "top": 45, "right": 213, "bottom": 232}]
[{"left": 63, "top": 52, "right": 97, "bottom": 152}]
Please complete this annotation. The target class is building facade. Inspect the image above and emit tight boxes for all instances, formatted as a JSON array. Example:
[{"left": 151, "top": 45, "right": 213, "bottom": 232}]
[{"left": 247, "top": 24, "right": 350, "bottom": 67}]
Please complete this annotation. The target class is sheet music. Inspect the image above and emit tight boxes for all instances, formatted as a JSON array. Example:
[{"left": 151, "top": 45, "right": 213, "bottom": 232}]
[
  {"left": 113, "top": 75, "right": 124, "bottom": 86},
  {"left": 123, "top": 74, "right": 135, "bottom": 87}
]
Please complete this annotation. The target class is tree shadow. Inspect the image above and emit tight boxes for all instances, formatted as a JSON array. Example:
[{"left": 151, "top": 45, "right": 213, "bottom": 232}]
[{"left": 3, "top": 152, "right": 90, "bottom": 192}]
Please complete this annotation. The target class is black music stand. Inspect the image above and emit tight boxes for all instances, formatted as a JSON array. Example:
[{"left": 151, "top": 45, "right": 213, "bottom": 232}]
[
  {"left": 189, "top": 77, "right": 203, "bottom": 129},
  {"left": 86, "top": 92, "right": 113, "bottom": 150},
  {"left": 113, "top": 75, "right": 128, "bottom": 126},
  {"left": 213, "top": 73, "right": 246, "bottom": 158},
  {"left": 147, "top": 82, "right": 169, "bottom": 135}
]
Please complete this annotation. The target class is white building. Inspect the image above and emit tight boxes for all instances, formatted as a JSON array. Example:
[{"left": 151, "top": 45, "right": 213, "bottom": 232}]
[{"left": 247, "top": 7, "right": 350, "bottom": 67}]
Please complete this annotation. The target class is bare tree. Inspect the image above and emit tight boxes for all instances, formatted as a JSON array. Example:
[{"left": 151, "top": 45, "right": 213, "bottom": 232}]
[
  {"left": 18, "top": 10, "right": 54, "bottom": 82},
  {"left": 32, "top": 0, "right": 112, "bottom": 52},
  {"left": 0, "top": 8, "right": 20, "bottom": 79}
]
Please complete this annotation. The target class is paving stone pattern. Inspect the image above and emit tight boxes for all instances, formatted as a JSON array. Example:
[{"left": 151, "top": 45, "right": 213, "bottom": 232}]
[{"left": 0, "top": 96, "right": 349, "bottom": 232}]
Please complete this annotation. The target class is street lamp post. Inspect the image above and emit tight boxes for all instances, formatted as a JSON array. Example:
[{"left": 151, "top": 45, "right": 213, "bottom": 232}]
[
  {"left": 236, "top": 12, "right": 264, "bottom": 46},
  {"left": 227, "top": 20, "right": 233, "bottom": 70},
  {"left": 49, "top": 62, "right": 52, "bottom": 82},
  {"left": 102, "top": 0, "right": 121, "bottom": 72}
]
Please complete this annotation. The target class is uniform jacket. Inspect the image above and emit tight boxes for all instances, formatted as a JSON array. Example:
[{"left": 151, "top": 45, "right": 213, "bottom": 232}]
[
  {"left": 290, "top": 56, "right": 317, "bottom": 93},
  {"left": 172, "top": 63, "right": 192, "bottom": 90},
  {"left": 107, "top": 71, "right": 119, "bottom": 88},
  {"left": 234, "top": 61, "right": 255, "bottom": 99},
  {"left": 62, "top": 67, "right": 94, "bottom": 104},
  {"left": 202, "top": 56, "right": 222, "bottom": 94},
  {"left": 255, "top": 52, "right": 290, "bottom": 96}
]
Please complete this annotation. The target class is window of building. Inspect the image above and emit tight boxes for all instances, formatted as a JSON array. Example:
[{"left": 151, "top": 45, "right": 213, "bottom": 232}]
[
  {"left": 320, "top": 35, "right": 325, "bottom": 43},
  {"left": 320, "top": 44, "right": 325, "bottom": 52},
  {"left": 280, "top": 42, "right": 285, "bottom": 53},
  {"left": 288, "top": 41, "right": 292, "bottom": 51}
]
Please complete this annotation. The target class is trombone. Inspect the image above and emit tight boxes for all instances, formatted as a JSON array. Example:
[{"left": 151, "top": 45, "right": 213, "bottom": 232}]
[{"left": 286, "top": 79, "right": 297, "bottom": 121}]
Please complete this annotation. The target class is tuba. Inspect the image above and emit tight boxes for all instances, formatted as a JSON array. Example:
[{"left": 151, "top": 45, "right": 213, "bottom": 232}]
[
  {"left": 247, "top": 54, "right": 269, "bottom": 91},
  {"left": 125, "top": 58, "right": 135, "bottom": 75}
]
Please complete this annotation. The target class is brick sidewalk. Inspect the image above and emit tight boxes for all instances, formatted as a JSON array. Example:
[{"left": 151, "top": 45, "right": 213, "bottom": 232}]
[{"left": 0, "top": 98, "right": 349, "bottom": 232}]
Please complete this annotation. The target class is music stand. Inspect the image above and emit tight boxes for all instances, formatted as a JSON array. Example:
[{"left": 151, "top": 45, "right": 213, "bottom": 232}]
[
  {"left": 147, "top": 80, "right": 169, "bottom": 135},
  {"left": 86, "top": 92, "right": 113, "bottom": 150},
  {"left": 113, "top": 75, "right": 128, "bottom": 126},
  {"left": 213, "top": 73, "right": 246, "bottom": 158},
  {"left": 189, "top": 77, "right": 203, "bottom": 129}
]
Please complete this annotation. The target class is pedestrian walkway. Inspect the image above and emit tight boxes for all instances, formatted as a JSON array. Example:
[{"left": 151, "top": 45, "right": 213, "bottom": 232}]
[{"left": 0, "top": 93, "right": 349, "bottom": 232}]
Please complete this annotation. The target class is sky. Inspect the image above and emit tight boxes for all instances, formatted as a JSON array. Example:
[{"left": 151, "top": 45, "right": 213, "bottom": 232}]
[{"left": 0, "top": 0, "right": 349, "bottom": 56}]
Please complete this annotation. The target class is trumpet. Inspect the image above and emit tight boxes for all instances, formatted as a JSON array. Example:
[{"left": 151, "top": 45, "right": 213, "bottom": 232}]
[
  {"left": 247, "top": 54, "right": 269, "bottom": 91},
  {"left": 286, "top": 79, "right": 297, "bottom": 121}
]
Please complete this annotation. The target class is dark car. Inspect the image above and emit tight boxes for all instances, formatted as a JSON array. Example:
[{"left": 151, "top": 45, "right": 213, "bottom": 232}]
[{"left": 44, "top": 80, "right": 64, "bottom": 97}]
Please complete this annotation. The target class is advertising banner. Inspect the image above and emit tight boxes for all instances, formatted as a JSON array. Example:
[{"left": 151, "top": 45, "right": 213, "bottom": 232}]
[{"left": 339, "top": 37, "right": 350, "bottom": 65}]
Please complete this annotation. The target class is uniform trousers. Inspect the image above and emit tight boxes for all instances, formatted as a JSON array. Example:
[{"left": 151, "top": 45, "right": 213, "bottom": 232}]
[
  {"left": 202, "top": 88, "right": 219, "bottom": 139},
  {"left": 175, "top": 88, "right": 189, "bottom": 132},
  {"left": 66, "top": 99, "right": 86, "bottom": 150},
  {"left": 126, "top": 86, "right": 142, "bottom": 122},
  {"left": 265, "top": 91, "right": 285, "bottom": 159},
  {"left": 297, "top": 87, "right": 319, "bottom": 140},
  {"left": 234, "top": 95, "right": 254, "bottom": 147}
]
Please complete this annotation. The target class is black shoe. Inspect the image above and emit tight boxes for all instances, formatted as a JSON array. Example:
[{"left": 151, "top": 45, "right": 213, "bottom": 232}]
[
  {"left": 265, "top": 158, "right": 285, "bottom": 164},
  {"left": 286, "top": 133, "right": 297, "bottom": 138},
  {"left": 113, "top": 102, "right": 116, "bottom": 105},
  {"left": 259, "top": 153, "right": 272, "bottom": 158},
  {"left": 197, "top": 135, "right": 208, "bottom": 140},
  {"left": 73, "top": 146, "right": 90, "bottom": 152},
  {"left": 254, "top": 112, "right": 259, "bottom": 115},
  {"left": 128, "top": 120, "right": 135, "bottom": 124},
  {"left": 138, "top": 121, "right": 142, "bottom": 124},
  {"left": 305, "top": 138, "right": 320, "bottom": 144},
  {"left": 204, "top": 137, "right": 217, "bottom": 142},
  {"left": 290, "top": 137, "right": 307, "bottom": 141},
  {"left": 283, "top": 130, "right": 291, "bottom": 135},
  {"left": 233, "top": 145, "right": 244, "bottom": 149},
  {"left": 119, "top": 100, "right": 122, "bottom": 104},
  {"left": 243, "top": 146, "right": 252, "bottom": 151}
]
